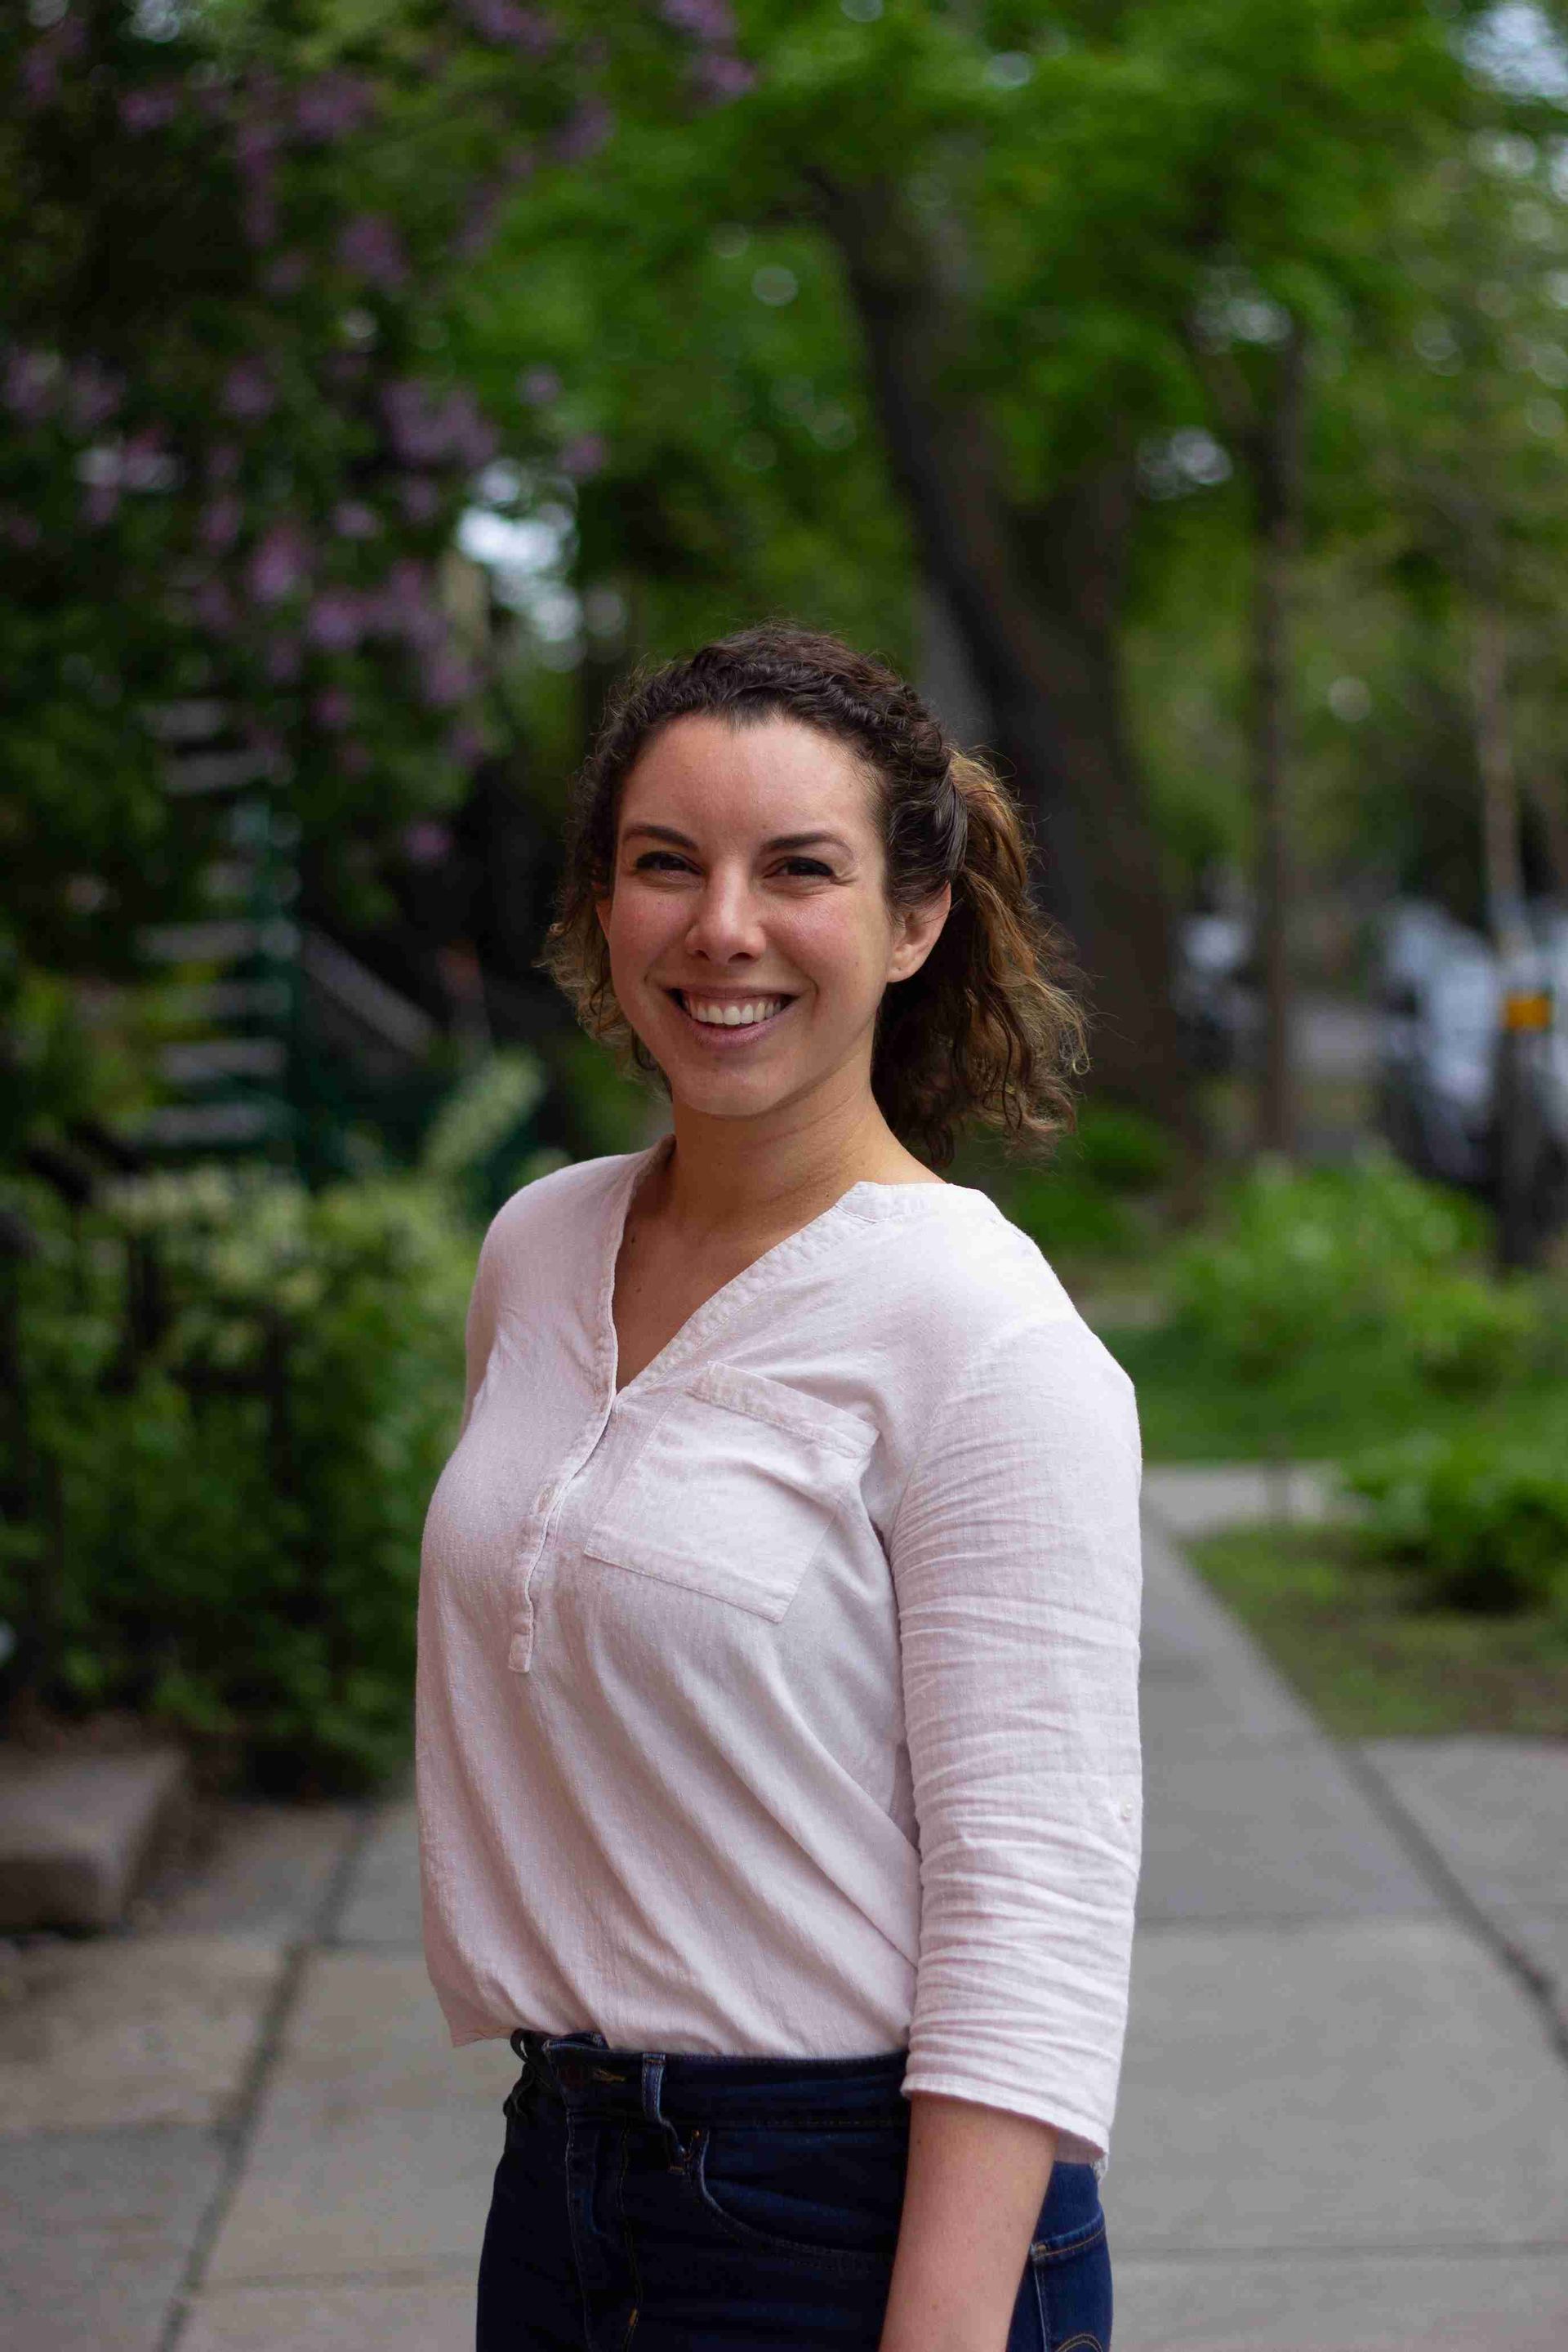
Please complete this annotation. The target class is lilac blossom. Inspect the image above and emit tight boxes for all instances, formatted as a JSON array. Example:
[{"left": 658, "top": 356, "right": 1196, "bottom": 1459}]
[
  {"left": 421, "top": 647, "right": 474, "bottom": 708},
  {"left": 403, "top": 818, "right": 453, "bottom": 866},
  {"left": 693, "top": 51, "right": 757, "bottom": 102},
  {"left": 331, "top": 500, "right": 378, "bottom": 540},
  {"left": 82, "top": 481, "right": 121, "bottom": 528},
  {"left": 338, "top": 214, "right": 409, "bottom": 292},
  {"left": 455, "top": 0, "right": 555, "bottom": 51},
  {"left": 381, "top": 380, "right": 496, "bottom": 469},
  {"left": 341, "top": 742, "right": 372, "bottom": 776},
  {"left": 374, "top": 559, "right": 446, "bottom": 648},
  {"left": 66, "top": 361, "right": 123, "bottom": 434},
  {"left": 120, "top": 86, "right": 181, "bottom": 134},
  {"left": 199, "top": 496, "right": 243, "bottom": 551},
  {"left": 264, "top": 637, "right": 301, "bottom": 685},
  {"left": 518, "top": 364, "right": 562, "bottom": 407},
  {"left": 293, "top": 74, "right": 375, "bottom": 143},
  {"left": 192, "top": 579, "right": 237, "bottom": 635},
  {"left": 313, "top": 688, "right": 354, "bottom": 731},
  {"left": 661, "top": 0, "right": 736, "bottom": 37},
  {"left": 222, "top": 359, "right": 276, "bottom": 422},
  {"left": 263, "top": 252, "right": 308, "bottom": 296},
  {"left": 446, "top": 723, "right": 487, "bottom": 765},
  {"left": 398, "top": 476, "right": 442, "bottom": 524},
  {"left": 551, "top": 102, "right": 614, "bottom": 164},
  {"left": 207, "top": 442, "right": 242, "bottom": 485},
  {"left": 305, "top": 590, "right": 365, "bottom": 651},
  {"left": 243, "top": 191, "right": 279, "bottom": 249},
  {"left": 247, "top": 522, "right": 310, "bottom": 604},
  {"left": 559, "top": 432, "right": 607, "bottom": 480},
  {"left": 2, "top": 348, "right": 58, "bottom": 425},
  {"left": 1, "top": 512, "right": 42, "bottom": 550}
]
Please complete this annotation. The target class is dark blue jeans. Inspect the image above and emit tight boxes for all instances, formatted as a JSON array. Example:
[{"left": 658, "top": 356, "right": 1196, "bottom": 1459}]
[{"left": 476, "top": 2028, "right": 1112, "bottom": 2351}]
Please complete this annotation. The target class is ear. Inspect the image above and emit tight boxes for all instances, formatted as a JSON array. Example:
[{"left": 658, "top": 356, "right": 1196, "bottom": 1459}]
[{"left": 886, "top": 882, "right": 951, "bottom": 986}]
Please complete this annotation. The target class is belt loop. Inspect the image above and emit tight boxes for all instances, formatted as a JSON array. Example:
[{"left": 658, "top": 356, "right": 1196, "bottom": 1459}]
[{"left": 643, "top": 2052, "right": 700, "bottom": 2172}]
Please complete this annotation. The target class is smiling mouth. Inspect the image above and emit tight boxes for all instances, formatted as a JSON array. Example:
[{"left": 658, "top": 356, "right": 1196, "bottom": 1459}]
[{"left": 666, "top": 988, "right": 798, "bottom": 1032}]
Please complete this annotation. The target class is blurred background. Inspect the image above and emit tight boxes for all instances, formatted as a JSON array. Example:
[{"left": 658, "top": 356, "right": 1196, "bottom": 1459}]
[{"left": 2, "top": 6, "right": 1566, "bottom": 2349}]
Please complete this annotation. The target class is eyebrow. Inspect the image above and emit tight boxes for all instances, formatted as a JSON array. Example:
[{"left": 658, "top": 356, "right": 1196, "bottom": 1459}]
[{"left": 621, "top": 824, "right": 853, "bottom": 855}]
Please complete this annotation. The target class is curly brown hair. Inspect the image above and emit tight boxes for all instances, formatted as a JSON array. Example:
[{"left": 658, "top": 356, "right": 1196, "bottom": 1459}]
[{"left": 537, "top": 623, "right": 1090, "bottom": 1171}]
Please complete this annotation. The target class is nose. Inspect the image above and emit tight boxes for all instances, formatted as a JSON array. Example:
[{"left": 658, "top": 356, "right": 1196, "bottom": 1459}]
[{"left": 683, "top": 866, "right": 767, "bottom": 964}]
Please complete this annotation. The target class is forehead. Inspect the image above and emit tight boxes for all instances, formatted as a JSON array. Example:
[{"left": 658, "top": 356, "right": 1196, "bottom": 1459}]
[{"left": 617, "top": 713, "right": 876, "bottom": 840}]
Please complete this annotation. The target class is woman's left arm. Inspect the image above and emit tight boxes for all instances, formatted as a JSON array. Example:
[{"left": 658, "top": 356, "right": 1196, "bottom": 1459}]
[
  {"left": 880, "top": 2091, "right": 1058, "bottom": 2352},
  {"left": 881, "top": 1307, "right": 1144, "bottom": 2351}
]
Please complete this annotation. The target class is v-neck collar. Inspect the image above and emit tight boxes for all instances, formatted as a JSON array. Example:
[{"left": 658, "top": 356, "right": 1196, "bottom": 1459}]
[{"left": 595, "top": 1134, "right": 980, "bottom": 1406}]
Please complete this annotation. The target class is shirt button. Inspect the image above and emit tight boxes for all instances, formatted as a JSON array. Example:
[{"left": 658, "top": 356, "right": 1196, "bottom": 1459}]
[{"left": 508, "top": 1633, "right": 532, "bottom": 1672}]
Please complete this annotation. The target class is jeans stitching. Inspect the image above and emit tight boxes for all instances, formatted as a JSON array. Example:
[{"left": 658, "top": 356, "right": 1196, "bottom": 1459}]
[{"left": 688, "top": 2125, "right": 893, "bottom": 2277}]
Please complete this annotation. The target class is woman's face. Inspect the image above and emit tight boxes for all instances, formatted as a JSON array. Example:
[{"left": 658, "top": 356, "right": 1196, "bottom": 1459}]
[{"left": 595, "top": 713, "right": 949, "bottom": 1125}]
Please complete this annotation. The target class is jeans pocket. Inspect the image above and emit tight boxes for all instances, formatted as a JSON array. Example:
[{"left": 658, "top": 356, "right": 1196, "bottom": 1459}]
[
  {"left": 689, "top": 2119, "right": 906, "bottom": 2276},
  {"left": 1027, "top": 2203, "right": 1112, "bottom": 2352}
]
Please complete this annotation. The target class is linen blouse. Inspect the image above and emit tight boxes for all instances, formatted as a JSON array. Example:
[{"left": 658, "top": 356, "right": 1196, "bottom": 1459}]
[{"left": 415, "top": 1134, "right": 1144, "bottom": 2167}]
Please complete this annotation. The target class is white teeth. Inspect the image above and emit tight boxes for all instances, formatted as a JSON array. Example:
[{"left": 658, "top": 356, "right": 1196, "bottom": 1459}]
[{"left": 683, "top": 996, "right": 786, "bottom": 1027}]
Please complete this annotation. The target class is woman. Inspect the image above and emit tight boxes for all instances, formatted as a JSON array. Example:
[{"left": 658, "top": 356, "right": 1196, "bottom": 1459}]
[{"left": 416, "top": 625, "right": 1143, "bottom": 2352}]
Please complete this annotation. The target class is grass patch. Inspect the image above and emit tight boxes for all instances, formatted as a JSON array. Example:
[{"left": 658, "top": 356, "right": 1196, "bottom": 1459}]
[
  {"left": 1102, "top": 1318, "right": 1568, "bottom": 1462},
  {"left": 1186, "top": 1521, "right": 1568, "bottom": 1738}
]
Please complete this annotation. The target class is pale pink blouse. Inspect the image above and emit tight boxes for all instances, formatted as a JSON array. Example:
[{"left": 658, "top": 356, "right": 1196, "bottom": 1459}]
[{"left": 416, "top": 1135, "right": 1143, "bottom": 2167}]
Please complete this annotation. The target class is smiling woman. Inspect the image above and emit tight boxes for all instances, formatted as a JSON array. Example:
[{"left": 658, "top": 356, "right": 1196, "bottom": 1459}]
[{"left": 417, "top": 625, "right": 1143, "bottom": 2352}]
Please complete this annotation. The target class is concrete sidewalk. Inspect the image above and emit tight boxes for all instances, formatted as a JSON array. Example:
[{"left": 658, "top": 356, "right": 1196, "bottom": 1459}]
[{"left": 2, "top": 1478, "right": 1565, "bottom": 2350}]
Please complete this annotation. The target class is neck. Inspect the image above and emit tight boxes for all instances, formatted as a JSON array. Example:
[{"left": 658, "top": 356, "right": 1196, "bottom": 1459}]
[{"left": 648, "top": 1087, "right": 930, "bottom": 1244}]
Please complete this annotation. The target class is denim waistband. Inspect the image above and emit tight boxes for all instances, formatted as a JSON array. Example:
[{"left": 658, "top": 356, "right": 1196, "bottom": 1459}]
[{"left": 509, "top": 2027, "right": 911, "bottom": 2127}]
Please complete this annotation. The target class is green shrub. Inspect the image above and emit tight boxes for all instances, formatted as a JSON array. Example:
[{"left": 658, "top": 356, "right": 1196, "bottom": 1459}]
[
  {"left": 3, "top": 1164, "right": 474, "bottom": 1794},
  {"left": 1157, "top": 1147, "right": 1526, "bottom": 1392},
  {"left": 1001, "top": 1106, "right": 1177, "bottom": 1260},
  {"left": 1340, "top": 1432, "right": 1568, "bottom": 1617}
]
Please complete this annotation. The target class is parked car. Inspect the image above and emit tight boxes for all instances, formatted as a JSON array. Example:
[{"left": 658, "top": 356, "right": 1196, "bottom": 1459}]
[
  {"left": 1172, "top": 907, "right": 1259, "bottom": 1075},
  {"left": 1374, "top": 898, "right": 1568, "bottom": 1243}
]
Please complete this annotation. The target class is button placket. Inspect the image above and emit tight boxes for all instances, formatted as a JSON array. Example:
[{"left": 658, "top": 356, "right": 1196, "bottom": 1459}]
[{"left": 506, "top": 1405, "right": 617, "bottom": 1676}]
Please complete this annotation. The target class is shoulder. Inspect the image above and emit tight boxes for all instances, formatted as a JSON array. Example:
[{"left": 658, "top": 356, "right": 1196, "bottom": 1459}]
[
  {"left": 478, "top": 1148, "right": 638, "bottom": 1275},
  {"left": 853, "top": 1183, "right": 1136, "bottom": 1412}
]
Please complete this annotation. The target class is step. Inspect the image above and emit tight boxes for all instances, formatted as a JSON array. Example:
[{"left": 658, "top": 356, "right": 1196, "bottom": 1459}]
[{"left": 0, "top": 1745, "right": 193, "bottom": 1932}]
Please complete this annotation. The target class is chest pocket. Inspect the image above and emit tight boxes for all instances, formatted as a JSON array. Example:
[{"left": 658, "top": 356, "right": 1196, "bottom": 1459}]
[{"left": 582, "top": 1363, "right": 877, "bottom": 1623}]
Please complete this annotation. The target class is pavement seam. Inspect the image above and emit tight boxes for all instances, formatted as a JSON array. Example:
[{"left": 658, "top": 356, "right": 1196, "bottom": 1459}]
[
  {"left": 1345, "top": 1738, "right": 1568, "bottom": 2066},
  {"left": 154, "top": 1793, "right": 383, "bottom": 2352},
  {"left": 1148, "top": 1490, "right": 1568, "bottom": 2074}
]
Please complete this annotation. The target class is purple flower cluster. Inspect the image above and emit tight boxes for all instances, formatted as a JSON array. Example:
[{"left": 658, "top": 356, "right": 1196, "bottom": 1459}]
[
  {"left": 660, "top": 0, "right": 736, "bottom": 38},
  {"left": 120, "top": 86, "right": 182, "bottom": 135},
  {"left": 293, "top": 74, "right": 376, "bottom": 144},
  {"left": 550, "top": 101, "right": 614, "bottom": 164},
  {"left": 454, "top": 0, "right": 555, "bottom": 53},
  {"left": 338, "top": 215, "right": 410, "bottom": 292},
  {"left": 381, "top": 379, "right": 497, "bottom": 471}
]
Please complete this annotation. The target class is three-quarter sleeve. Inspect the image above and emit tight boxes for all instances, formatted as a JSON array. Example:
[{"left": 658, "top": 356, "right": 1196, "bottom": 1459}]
[{"left": 889, "top": 1308, "right": 1143, "bottom": 2167}]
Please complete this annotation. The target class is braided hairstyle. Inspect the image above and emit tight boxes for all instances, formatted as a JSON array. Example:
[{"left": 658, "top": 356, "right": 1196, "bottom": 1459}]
[{"left": 538, "top": 622, "right": 1089, "bottom": 1170}]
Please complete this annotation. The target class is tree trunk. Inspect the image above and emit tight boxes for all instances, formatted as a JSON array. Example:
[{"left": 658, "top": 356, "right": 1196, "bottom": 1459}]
[
  {"left": 1468, "top": 596, "right": 1529, "bottom": 961},
  {"left": 1246, "top": 322, "right": 1308, "bottom": 1157},
  {"left": 815, "top": 175, "right": 1199, "bottom": 1143}
]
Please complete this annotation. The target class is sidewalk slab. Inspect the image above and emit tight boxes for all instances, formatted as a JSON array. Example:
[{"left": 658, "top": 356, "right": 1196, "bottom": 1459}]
[
  {"left": 149, "top": 1800, "right": 361, "bottom": 1941},
  {"left": 179, "top": 2274, "right": 473, "bottom": 2352},
  {"left": 202, "top": 1949, "right": 505, "bottom": 2287},
  {"left": 1138, "top": 1744, "right": 1441, "bottom": 1924},
  {"left": 0, "top": 1746, "right": 190, "bottom": 1931},
  {"left": 0, "top": 2124, "right": 220, "bottom": 2352},
  {"left": 1359, "top": 1736, "right": 1568, "bottom": 1918},
  {"left": 331, "top": 1797, "right": 421, "bottom": 1948},
  {"left": 1111, "top": 1915, "right": 1568, "bottom": 2253},
  {"left": 1115, "top": 2249, "right": 1568, "bottom": 2352},
  {"left": 0, "top": 1932, "right": 284, "bottom": 2133}
]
